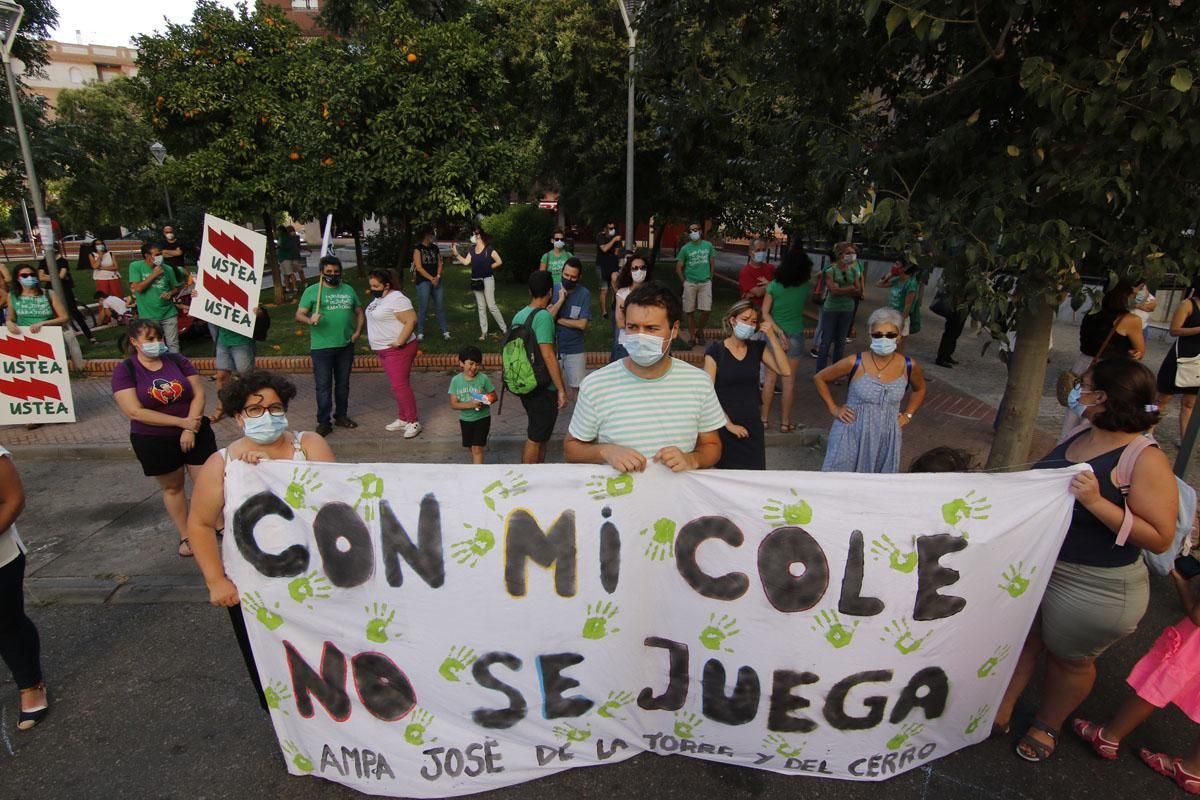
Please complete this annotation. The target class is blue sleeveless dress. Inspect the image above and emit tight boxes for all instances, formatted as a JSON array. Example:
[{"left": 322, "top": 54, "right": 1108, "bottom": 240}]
[{"left": 821, "top": 355, "right": 910, "bottom": 473}]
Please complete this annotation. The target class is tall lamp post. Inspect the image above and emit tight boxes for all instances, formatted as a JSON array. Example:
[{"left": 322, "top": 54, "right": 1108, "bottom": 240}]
[
  {"left": 615, "top": 1, "right": 639, "bottom": 249},
  {"left": 149, "top": 140, "right": 173, "bottom": 220},
  {"left": 0, "top": 0, "right": 68, "bottom": 308}
]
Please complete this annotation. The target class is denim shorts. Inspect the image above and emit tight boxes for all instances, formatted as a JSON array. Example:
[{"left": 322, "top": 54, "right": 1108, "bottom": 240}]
[
  {"left": 786, "top": 331, "right": 805, "bottom": 357},
  {"left": 215, "top": 342, "right": 255, "bottom": 373}
]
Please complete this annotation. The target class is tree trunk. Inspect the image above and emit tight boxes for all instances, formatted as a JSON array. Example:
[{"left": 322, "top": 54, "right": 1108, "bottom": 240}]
[
  {"left": 400, "top": 209, "right": 412, "bottom": 291},
  {"left": 262, "top": 211, "right": 283, "bottom": 305},
  {"left": 353, "top": 222, "right": 364, "bottom": 275},
  {"left": 986, "top": 295, "right": 1055, "bottom": 470}
]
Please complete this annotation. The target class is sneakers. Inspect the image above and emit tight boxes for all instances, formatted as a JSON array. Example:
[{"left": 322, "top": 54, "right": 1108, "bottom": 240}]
[
  {"left": 404, "top": 421, "right": 422, "bottom": 439},
  {"left": 316, "top": 423, "right": 333, "bottom": 437},
  {"left": 809, "top": 348, "right": 819, "bottom": 358},
  {"left": 417, "top": 333, "right": 425, "bottom": 341},
  {"left": 385, "top": 419, "right": 405, "bottom": 431},
  {"left": 443, "top": 331, "right": 452, "bottom": 340},
  {"left": 334, "top": 416, "right": 358, "bottom": 429}
]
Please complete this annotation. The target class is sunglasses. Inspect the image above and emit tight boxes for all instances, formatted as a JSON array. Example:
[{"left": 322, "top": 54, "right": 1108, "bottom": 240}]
[{"left": 870, "top": 332, "right": 899, "bottom": 339}]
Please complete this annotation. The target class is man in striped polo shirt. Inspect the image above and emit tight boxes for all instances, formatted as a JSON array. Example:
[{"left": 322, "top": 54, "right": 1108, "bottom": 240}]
[{"left": 565, "top": 282, "right": 724, "bottom": 472}]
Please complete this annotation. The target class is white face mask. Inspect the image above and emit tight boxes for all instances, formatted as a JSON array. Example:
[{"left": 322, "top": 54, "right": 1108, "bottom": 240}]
[
  {"left": 470, "top": 234, "right": 478, "bottom": 245},
  {"left": 631, "top": 268, "right": 647, "bottom": 282},
  {"left": 841, "top": 253, "right": 856, "bottom": 265},
  {"left": 689, "top": 231, "right": 701, "bottom": 241},
  {"left": 153, "top": 255, "right": 164, "bottom": 266},
  {"left": 625, "top": 332, "right": 669, "bottom": 367},
  {"left": 553, "top": 239, "right": 565, "bottom": 249}
]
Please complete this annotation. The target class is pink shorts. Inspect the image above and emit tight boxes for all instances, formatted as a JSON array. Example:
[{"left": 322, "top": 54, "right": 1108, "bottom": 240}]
[{"left": 1127, "top": 617, "right": 1200, "bottom": 723}]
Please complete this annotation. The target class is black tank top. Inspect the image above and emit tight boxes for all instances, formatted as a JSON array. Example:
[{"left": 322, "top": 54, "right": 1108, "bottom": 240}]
[
  {"left": 1079, "top": 309, "right": 1133, "bottom": 358},
  {"left": 1033, "top": 431, "right": 1143, "bottom": 567}
]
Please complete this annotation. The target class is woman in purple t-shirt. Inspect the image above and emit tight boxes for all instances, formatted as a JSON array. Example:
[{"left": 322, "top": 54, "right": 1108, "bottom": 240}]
[{"left": 111, "top": 319, "right": 216, "bottom": 557}]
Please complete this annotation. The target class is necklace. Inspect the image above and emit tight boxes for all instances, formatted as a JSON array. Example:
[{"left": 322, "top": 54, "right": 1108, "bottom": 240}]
[{"left": 868, "top": 351, "right": 896, "bottom": 377}]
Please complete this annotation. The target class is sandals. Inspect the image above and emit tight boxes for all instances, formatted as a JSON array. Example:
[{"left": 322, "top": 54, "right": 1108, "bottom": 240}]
[
  {"left": 17, "top": 682, "right": 48, "bottom": 731},
  {"left": 1071, "top": 718, "right": 1119, "bottom": 760},
  {"left": 178, "top": 538, "right": 193, "bottom": 558},
  {"left": 780, "top": 423, "right": 796, "bottom": 433},
  {"left": 1140, "top": 748, "right": 1200, "bottom": 794},
  {"left": 1015, "top": 719, "right": 1058, "bottom": 762}
]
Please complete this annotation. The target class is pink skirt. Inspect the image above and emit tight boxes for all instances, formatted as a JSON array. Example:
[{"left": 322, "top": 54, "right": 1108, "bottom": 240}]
[{"left": 1128, "top": 617, "right": 1200, "bottom": 723}]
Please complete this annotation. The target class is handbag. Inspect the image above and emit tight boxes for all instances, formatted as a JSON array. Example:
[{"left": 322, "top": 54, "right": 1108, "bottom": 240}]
[
  {"left": 1175, "top": 340, "right": 1200, "bottom": 388},
  {"left": 930, "top": 290, "right": 953, "bottom": 319},
  {"left": 470, "top": 278, "right": 485, "bottom": 292},
  {"left": 1055, "top": 321, "right": 1119, "bottom": 406}
]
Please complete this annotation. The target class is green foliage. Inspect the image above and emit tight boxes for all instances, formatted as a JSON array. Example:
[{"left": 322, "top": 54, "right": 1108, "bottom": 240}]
[
  {"left": 362, "top": 225, "right": 409, "bottom": 284},
  {"left": 483, "top": 204, "right": 556, "bottom": 284}
]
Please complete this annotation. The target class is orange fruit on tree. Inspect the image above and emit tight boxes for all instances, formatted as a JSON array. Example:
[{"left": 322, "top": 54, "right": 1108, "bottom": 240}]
[
  {"left": 407, "top": 53, "right": 417, "bottom": 63},
  {"left": 289, "top": 151, "right": 300, "bottom": 160}
]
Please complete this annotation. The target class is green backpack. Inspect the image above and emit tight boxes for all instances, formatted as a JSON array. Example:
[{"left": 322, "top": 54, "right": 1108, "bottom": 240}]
[{"left": 501, "top": 309, "right": 551, "bottom": 395}]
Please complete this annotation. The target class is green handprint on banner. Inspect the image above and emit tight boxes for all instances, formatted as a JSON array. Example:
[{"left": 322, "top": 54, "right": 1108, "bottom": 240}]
[
  {"left": 762, "top": 489, "right": 813, "bottom": 526},
  {"left": 404, "top": 707, "right": 436, "bottom": 746},
  {"left": 553, "top": 723, "right": 592, "bottom": 743},
  {"left": 450, "top": 523, "right": 496, "bottom": 568},
  {"left": 699, "top": 613, "right": 740, "bottom": 652},
  {"left": 582, "top": 601, "right": 621, "bottom": 640},
  {"left": 998, "top": 562, "right": 1036, "bottom": 598},
  {"left": 284, "top": 467, "right": 323, "bottom": 512},
  {"left": 886, "top": 722, "right": 924, "bottom": 751},
  {"left": 640, "top": 518, "right": 677, "bottom": 561},
  {"left": 349, "top": 473, "right": 385, "bottom": 522},
  {"left": 977, "top": 644, "right": 1012, "bottom": 678},
  {"left": 264, "top": 679, "right": 292, "bottom": 713},
  {"left": 869, "top": 534, "right": 918, "bottom": 573},
  {"left": 761, "top": 733, "right": 805, "bottom": 759},
  {"left": 881, "top": 618, "right": 933, "bottom": 655},
  {"left": 586, "top": 473, "right": 634, "bottom": 501},
  {"left": 965, "top": 704, "right": 991, "bottom": 735},
  {"left": 241, "top": 591, "right": 284, "bottom": 630},
  {"left": 597, "top": 690, "right": 634, "bottom": 720},
  {"left": 811, "top": 609, "right": 859, "bottom": 649},
  {"left": 438, "top": 645, "right": 477, "bottom": 682},
  {"left": 282, "top": 740, "right": 314, "bottom": 772},
  {"left": 288, "top": 570, "right": 333, "bottom": 608},
  {"left": 364, "top": 602, "right": 396, "bottom": 643},
  {"left": 481, "top": 470, "right": 528, "bottom": 512},
  {"left": 941, "top": 490, "right": 991, "bottom": 538},
  {"left": 674, "top": 711, "right": 704, "bottom": 739}
]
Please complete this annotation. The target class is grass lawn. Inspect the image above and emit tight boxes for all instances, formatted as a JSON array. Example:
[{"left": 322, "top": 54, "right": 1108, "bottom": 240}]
[{"left": 78, "top": 256, "right": 746, "bottom": 360}]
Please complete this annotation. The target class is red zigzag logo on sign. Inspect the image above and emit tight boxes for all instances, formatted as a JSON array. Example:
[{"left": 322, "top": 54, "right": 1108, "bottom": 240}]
[
  {"left": 0, "top": 335, "right": 55, "bottom": 360},
  {"left": 207, "top": 226, "right": 255, "bottom": 267},
  {"left": 0, "top": 377, "right": 61, "bottom": 401},
  {"left": 204, "top": 273, "right": 250, "bottom": 310}
]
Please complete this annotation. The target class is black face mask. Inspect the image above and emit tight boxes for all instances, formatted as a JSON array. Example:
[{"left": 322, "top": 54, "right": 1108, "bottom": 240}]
[
  {"left": 560, "top": 278, "right": 578, "bottom": 291},
  {"left": 369, "top": 290, "right": 384, "bottom": 299},
  {"left": 323, "top": 274, "right": 342, "bottom": 286}
]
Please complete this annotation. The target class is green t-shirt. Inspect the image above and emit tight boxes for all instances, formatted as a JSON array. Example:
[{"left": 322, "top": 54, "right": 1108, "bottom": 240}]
[
  {"left": 129, "top": 259, "right": 181, "bottom": 321},
  {"left": 276, "top": 234, "right": 299, "bottom": 261},
  {"left": 299, "top": 282, "right": 362, "bottom": 350},
  {"left": 511, "top": 304, "right": 557, "bottom": 392},
  {"left": 540, "top": 249, "right": 571, "bottom": 284},
  {"left": 889, "top": 275, "right": 919, "bottom": 314},
  {"left": 12, "top": 293, "right": 52, "bottom": 326},
  {"left": 821, "top": 262, "right": 861, "bottom": 312},
  {"left": 217, "top": 326, "right": 254, "bottom": 347},
  {"left": 676, "top": 240, "right": 715, "bottom": 283},
  {"left": 766, "top": 280, "right": 812, "bottom": 336},
  {"left": 448, "top": 371, "right": 496, "bottom": 422}
]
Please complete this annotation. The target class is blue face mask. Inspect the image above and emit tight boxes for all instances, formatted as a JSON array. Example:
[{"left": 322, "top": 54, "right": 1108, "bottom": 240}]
[
  {"left": 140, "top": 341, "right": 168, "bottom": 358},
  {"left": 1067, "top": 384, "right": 1097, "bottom": 418},
  {"left": 752, "top": 251, "right": 767, "bottom": 263},
  {"left": 733, "top": 321, "right": 756, "bottom": 340},
  {"left": 689, "top": 231, "right": 701, "bottom": 241},
  {"left": 625, "top": 333, "right": 668, "bottom": 367},
  {"left": 243, "top": 413, "right": 289, "bottom": 444},
  {"left": 870, "top": 336, "right": 898, "bottom": 356},
  {"left": 18, "top": 276, "right": 39, "bottom": 288}
]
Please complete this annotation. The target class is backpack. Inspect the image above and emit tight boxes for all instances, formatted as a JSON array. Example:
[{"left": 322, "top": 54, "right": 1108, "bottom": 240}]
[
  {"left": 501, "top": 309, "right": 551, "bottom": 395},
  {"left": 1060, "top": 424, "right": 1196, "bottom": 576}
]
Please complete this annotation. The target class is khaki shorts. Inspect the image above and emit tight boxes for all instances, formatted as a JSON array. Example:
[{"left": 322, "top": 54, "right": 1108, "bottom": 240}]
[
  {"left": 282, "top": 258, "right": 305, "bottom": 277},
  {"left": 559, "top": 353, "right": 587, "bottom": 388},
  {"left": 682, "top": 280, "right": 713, "bottom": 313},
  {"left": 1040, "top": 559, "right": 1149, "bottom": 661}
]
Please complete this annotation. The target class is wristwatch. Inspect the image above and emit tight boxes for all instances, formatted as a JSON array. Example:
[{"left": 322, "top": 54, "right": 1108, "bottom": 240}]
[{"left": 903, "top": 412, "right": 913, "bottom": 419}]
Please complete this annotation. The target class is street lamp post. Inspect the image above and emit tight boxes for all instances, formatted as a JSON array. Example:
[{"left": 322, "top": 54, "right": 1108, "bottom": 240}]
[
  {"left": 0, "top": 0, "right": 68, "bottom": 309},
  {"left": 615, "top": 1, "right": 639, "bottom": 249},
  {"left": 149, "top": 140, "right": 173, "bottom": 220}
]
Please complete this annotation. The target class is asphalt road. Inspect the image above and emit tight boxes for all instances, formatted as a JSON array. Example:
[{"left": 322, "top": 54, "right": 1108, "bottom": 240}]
[{"left": 0, "top": 458, "right": 1194, "bottom": 799}]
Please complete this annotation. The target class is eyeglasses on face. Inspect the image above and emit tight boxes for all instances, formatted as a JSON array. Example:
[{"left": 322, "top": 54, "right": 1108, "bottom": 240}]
[
  {"left": 870, "top": 331, "right": 899, "bottom": 339},
  {"left": 242, "top": 404, "right": 287, "bottom": 418}
]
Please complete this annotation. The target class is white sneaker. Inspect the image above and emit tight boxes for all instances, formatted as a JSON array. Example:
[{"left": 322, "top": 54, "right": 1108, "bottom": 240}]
[
  {"left": 385, "top": 419, "right": 405, "bottom": 431},
  {"left": 403, "top": 421, "right": 422, "bottom": 439},
  {"left": 417, "top": 333, "right": 424, "bottom": 341},
  {"left": 442, "top": 331, "right": 451, "bottom": 340}
]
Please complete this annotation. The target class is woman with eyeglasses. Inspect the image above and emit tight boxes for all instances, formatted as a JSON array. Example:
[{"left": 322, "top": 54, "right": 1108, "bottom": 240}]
[
  {"left": 111, "top": 318, "right": 216, "bottom": 558},
  {"left": 187, "top": 370, "right": 334, "bottom": 710},
  {"left": 814, "top": 307, "right": 927, "bottom": 473}
]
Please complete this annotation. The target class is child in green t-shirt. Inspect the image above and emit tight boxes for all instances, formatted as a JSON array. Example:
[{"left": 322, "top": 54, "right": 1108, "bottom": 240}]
[{"left": 447, "top": 345, "right": 496, "bottom": 464}]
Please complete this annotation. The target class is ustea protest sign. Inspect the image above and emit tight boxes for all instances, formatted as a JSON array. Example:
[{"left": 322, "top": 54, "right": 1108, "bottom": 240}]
[
  {"left": 190, "top": 214, "right": 265, "bottom": 337},
  {"left": 222, "top": 461, "right": 1084, "bottom": 797},
  {"left": 0, "top": 327, "right": 76, "bottom": 424}
]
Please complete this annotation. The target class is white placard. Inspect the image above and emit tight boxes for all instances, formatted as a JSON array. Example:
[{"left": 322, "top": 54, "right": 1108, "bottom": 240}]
[
  {"left": 189, "top": 213, "right": 266, "bottom": 337},
  {"left": 0, "top": 327, "right": 76, "bottom": 424},
  {"left": 223, "top": 461, "right": 1084, "bottom": 796}
]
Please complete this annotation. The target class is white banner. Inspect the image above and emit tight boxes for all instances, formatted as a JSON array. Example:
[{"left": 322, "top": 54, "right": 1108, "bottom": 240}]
[
  {"left": 0, "top": 327, "right": 76, "bottom": 424},
  {"left": 189, "top": 213, "right": 265, "bottom": 337},
  {"left": 222, "top": 461, "right": 1084, "bottom": 796}
]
